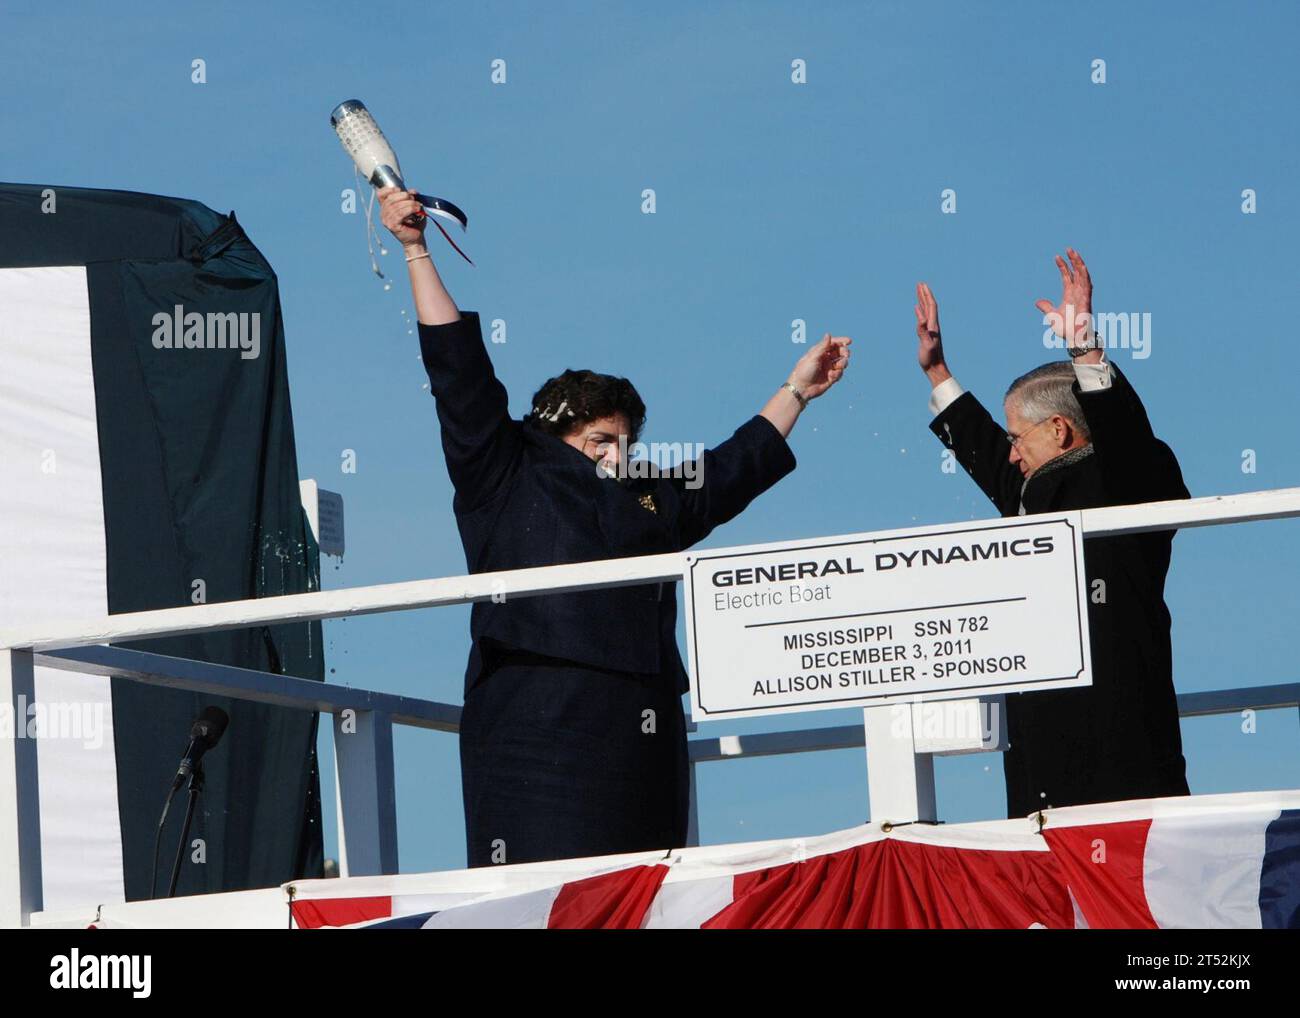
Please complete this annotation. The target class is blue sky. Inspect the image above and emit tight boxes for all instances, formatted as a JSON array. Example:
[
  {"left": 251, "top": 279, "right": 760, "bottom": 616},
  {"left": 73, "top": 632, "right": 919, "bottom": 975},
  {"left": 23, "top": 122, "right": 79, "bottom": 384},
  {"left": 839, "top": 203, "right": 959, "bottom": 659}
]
[{"left": 3, "top": 0, "right": 1299, "bottom": 873}]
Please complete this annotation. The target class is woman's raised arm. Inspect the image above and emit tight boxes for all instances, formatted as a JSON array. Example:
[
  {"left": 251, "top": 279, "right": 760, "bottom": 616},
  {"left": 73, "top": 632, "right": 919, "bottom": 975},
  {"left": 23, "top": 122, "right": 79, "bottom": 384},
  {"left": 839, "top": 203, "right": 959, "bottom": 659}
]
[
  {"left": 379, "top": 186, "right": 460, "bottom": 326},
  {"left": 381, "top": 187, "right": 522, "bottom": 508}
]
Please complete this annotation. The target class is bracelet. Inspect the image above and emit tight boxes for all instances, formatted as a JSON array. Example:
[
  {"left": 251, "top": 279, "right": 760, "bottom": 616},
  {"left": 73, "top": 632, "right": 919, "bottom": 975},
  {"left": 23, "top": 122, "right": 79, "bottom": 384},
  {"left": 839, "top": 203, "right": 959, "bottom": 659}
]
[
  {"left": 781, "top": 381, "right": 809, "bottom": 409},
  {"left": 405, "top": 250, "right": 431, "bottom": 264}
]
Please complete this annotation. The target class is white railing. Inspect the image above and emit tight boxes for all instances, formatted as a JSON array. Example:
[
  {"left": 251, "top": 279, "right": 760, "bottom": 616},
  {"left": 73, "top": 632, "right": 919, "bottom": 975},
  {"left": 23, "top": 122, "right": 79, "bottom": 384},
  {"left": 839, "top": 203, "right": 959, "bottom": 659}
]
[{"left": 3, "top": 487, "right": 1300, "bottom": 928}]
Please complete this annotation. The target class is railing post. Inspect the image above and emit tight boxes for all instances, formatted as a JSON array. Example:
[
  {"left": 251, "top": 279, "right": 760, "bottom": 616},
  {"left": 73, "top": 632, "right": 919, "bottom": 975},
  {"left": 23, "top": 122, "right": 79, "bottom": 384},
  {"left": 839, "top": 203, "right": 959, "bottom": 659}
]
[
  {"left": 862, "top": 704, "right": 937, "bottom": 824},
  {"left": 332, "top": 708, "right": 399, "bottom": 877},
  {"left": 0, "top": 650, "right": 42, "bottom": 928},
  {"left": 686, "top": 759, "right": 700, "bottom": 847}
]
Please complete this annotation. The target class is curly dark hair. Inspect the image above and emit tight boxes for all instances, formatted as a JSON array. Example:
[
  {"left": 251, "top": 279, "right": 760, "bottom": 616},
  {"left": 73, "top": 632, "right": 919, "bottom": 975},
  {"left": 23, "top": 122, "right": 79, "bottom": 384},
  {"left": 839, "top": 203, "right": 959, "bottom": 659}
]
[{"left": 525, "top": 369, "right": 647, "bottom": 445}]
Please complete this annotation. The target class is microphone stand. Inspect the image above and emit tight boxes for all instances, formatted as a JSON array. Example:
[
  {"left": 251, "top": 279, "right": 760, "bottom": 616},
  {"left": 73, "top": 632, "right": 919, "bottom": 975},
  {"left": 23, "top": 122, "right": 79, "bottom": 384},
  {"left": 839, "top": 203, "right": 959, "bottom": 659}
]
[
  {"left": 165, "top": 758, "right": 206, "bottom": 898},
  {"left": 150, "top": 737, "right": 194, "bottom": 898}
]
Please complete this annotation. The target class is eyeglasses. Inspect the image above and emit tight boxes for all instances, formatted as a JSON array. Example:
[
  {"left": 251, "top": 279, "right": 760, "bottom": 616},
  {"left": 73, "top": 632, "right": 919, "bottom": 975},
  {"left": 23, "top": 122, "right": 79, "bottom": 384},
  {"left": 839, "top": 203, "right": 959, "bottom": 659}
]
[{"left": 1005, "top": 417, "right": 1053, "bottom": 449}]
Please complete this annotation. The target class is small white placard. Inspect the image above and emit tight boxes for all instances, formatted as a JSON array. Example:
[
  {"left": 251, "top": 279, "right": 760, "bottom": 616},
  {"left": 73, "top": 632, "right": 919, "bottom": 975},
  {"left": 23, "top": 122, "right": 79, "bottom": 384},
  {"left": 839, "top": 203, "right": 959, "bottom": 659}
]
[{"left": 300, "top": 479, "right": 346, "bottom": 558}]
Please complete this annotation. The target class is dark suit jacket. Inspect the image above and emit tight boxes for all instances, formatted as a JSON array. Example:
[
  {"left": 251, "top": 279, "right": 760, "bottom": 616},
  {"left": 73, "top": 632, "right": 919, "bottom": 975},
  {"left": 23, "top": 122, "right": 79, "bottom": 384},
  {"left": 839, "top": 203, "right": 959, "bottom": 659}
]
[
  {"left": 420, "top": 312, "right": 797, "bottom": 694},
  {"left": 930, "top": 364, "right": 1190, "bottom": 816}
]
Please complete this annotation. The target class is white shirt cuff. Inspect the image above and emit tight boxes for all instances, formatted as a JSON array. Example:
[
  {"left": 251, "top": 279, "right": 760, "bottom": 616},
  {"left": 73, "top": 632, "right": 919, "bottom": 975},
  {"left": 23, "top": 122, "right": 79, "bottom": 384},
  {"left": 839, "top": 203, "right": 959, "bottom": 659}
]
[
  {"left": 928, "top": 376, "right": 966, "bottom": 417},
  {"left": 1072, "top": 347, "right": 1113, "bottom": 391}
]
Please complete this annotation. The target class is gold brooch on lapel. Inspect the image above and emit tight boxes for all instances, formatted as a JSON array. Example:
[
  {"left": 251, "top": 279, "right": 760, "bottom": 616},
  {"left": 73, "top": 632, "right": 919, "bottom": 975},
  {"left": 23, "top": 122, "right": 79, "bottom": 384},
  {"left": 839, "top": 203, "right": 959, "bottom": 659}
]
[{"left": 638, "top": 492, "right": 658, "bottom": 514}]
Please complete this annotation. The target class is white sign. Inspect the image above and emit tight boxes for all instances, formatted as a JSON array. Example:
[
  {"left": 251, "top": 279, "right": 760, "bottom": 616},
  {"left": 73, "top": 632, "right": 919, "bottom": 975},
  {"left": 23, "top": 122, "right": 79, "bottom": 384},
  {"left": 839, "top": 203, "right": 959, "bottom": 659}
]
[
  {"left": 299, "top": 479, "right": 346, "bottom": 558},
  {"left": 684, "top": 513, "right": 1091, "bottom": 721}
]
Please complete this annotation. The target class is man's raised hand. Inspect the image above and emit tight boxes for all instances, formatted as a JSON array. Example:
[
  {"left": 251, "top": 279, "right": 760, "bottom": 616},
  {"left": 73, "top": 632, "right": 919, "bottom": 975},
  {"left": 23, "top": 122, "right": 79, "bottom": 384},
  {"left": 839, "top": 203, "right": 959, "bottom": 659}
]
[
  {"left": 915, "top": 282, "right": 951, "bottom": 386},
  {"left": 1034, "top": 248, "right": 1093, "bottom": 348}
]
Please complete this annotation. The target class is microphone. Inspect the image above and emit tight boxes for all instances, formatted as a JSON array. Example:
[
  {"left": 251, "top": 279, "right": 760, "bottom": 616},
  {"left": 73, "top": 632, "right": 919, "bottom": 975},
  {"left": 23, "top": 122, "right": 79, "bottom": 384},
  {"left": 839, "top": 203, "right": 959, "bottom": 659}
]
[
  {"left": 168, "top": 706, "right": 229, "bottom": 793},
  {"left": 152, "top": 705, "right": 229, "bottom": 898},
  {"left": 330, "top": 99, "right": 471, "bottom": 250}
]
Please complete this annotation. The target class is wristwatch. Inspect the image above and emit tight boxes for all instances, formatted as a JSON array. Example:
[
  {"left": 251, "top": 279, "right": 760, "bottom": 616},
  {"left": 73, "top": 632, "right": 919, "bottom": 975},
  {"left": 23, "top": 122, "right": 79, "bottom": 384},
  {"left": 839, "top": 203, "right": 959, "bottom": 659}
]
[{"left": 1067, "top": 331, "right": 1101, "bottom": 358}]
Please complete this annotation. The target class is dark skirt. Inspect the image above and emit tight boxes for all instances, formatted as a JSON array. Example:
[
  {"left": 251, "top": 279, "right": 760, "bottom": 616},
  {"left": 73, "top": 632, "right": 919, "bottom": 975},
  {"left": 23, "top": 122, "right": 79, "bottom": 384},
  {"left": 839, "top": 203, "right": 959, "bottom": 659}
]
[{"left": 459, "top": 651, "right": 689, "bottom": 868}]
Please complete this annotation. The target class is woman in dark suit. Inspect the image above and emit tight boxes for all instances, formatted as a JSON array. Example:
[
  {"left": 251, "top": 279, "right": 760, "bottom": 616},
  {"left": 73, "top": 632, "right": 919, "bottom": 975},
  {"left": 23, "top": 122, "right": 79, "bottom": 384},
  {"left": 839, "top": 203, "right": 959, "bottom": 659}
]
[{"left": 381, "top": 187, "right": 850, "bottom": 867}]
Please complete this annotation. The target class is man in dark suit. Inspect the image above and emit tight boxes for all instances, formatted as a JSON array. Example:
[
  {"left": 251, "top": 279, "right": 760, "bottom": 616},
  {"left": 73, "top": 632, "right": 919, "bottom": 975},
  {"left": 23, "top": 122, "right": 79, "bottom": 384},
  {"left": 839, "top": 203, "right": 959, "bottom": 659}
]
[
  {"left": 380, "top": 186, "right": 851, "bottom": 866},
  {"left": 914, "top": 249, "right": 1190, "bottom": 817}
]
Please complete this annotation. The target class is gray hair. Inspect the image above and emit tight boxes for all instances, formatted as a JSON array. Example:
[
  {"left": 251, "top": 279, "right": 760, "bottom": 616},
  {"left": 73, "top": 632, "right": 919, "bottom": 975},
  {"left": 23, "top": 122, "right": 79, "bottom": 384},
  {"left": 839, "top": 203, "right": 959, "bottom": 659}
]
[{"left": 1004, "top": 362, "right": 1090, "bottom": 440}]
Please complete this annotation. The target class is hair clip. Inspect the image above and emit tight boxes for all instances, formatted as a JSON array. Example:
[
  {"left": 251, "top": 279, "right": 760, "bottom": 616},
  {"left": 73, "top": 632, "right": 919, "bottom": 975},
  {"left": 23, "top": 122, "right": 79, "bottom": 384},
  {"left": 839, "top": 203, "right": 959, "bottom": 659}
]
[{"left": 531, "top": 401, "right": 577, "bottom": 423}]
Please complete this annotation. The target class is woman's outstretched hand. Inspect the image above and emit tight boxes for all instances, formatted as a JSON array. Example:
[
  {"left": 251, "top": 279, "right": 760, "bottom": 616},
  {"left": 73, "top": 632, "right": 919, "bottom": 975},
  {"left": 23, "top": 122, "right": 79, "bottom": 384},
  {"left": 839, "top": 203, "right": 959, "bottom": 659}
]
[
  {"left": 378, "top": 186, "right": 427, "bottom": 248},
  {"left": 789, "top": 333, "right": 852, "bottom": 401}
]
